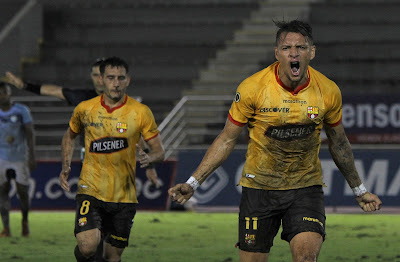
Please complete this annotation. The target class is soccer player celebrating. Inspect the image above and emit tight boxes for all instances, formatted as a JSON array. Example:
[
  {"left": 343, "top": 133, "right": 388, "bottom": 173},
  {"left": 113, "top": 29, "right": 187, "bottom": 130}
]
[{"left": 169, "top": 20, "right": 382, "bottom": 262}]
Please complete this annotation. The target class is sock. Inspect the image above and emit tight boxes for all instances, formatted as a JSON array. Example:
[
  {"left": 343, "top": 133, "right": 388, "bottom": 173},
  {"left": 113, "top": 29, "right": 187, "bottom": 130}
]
[{"left": 0, "top": 182, "right": 11, "bottom": 228}]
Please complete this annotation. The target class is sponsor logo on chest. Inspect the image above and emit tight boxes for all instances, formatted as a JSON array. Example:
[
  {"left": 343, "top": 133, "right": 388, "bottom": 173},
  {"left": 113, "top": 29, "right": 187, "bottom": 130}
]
[{"left": 89, "top": 137, "right": 128, "bottom": 153}]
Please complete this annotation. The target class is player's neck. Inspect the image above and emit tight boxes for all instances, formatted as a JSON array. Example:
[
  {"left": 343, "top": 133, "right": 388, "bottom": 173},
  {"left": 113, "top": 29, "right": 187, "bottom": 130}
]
[
  {"left": 103, "top": 95, "right": 125, "bottom": 109},
  {"left": 0, "top": 102, "right": 11, "bottom": 111}
]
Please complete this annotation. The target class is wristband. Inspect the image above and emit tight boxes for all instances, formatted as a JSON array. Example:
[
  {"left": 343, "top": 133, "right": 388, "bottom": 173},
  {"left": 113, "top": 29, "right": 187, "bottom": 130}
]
[
  {"left": 352, "top": 183, "right": 367, "bottom": 197},
  {"left": 24, "top": 82, "right": 42, "bottom": 95},
  {"left": 186, "top": 176, "right": 200, "bottom": 191}
]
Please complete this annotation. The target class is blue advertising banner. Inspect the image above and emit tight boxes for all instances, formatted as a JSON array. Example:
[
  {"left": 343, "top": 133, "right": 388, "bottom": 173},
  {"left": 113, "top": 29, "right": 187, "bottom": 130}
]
[
  {"left": 176, "top": 149, "right": 400, "bottom": 207},
  {"left": 341, "top": 95, "right": 400, "bottom": 143},
  {"left": 10, "top": 160, "right": 177, "bottom": 210}
]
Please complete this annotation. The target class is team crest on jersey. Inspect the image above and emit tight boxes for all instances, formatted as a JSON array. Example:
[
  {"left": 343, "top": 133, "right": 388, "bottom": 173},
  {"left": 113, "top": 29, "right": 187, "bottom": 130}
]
[
  {"left": 10, "top": 115, "right": 18, "bottom": 123},
  {"left": 116, "top": 122, "right": 127, "bottom": 133},
  {"left": 245, "top": 234, "right": 256, "bottom": 245},
  {"left": 78, "top": 217, "right": 87, "bottom": 227},
  {"left": 307, "top": 106, "right": 319, "bottom": 119}
]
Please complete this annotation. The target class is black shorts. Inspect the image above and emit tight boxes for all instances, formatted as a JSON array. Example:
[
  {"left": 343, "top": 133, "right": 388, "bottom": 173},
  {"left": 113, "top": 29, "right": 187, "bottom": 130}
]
[
  {"left": 238, "top": 185, "right": 326, "bottom": 253},
  {"left": 74, "top": 194, "right": 137, "bottom": 248}
]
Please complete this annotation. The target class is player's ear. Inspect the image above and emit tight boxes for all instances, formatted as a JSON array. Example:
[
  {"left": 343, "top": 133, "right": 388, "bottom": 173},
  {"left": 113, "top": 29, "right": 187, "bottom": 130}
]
[{"left": 310, "top": 45, "right": 316, "bottom": 61}]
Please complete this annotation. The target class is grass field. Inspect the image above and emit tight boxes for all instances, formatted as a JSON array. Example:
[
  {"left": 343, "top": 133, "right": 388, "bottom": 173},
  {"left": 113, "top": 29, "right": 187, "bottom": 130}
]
[{"left": 0, "top": 211, "right": 399, "bottom": 262}]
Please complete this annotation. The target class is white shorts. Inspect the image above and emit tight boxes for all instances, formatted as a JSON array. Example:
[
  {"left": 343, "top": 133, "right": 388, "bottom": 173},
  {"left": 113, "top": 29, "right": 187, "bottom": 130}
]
[{"left": 0, "top": 158, "right": 30, "bottom": 186}]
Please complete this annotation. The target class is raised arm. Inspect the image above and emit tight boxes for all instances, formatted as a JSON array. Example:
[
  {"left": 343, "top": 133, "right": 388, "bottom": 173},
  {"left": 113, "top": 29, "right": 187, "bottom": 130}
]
[
  {"left": 5, "top": 71, "right": 66, "bottom": 100},
  {"left": 169, "top": 118, "right": 244, "bottom": 204},
  {"left": 59, "top": 128, "right": 79, "bottom": 191},
  {"left": 325, "top": 123, "right": 382, "bottom": 211}
]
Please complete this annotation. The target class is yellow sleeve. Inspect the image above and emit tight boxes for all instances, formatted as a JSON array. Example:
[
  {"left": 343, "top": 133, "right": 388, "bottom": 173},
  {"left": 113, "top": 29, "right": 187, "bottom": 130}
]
[
  {"left": 324, "top": 82, "right": 342, "bottom": 126},
  {"left": 228, "top": 79, "right": 258, "bottom": 126},
  {"left": 69, "top": 103, "right": 84, "bottom": 134},
  {"left": 140, "top": 104, "right": 159, "bottom": 141}
]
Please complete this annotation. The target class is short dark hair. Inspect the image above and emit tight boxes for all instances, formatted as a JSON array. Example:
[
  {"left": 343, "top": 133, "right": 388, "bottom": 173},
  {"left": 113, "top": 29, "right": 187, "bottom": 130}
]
[
  {"left": 0, "top": 81, "right": 12, "bottom": 90},
  {"left": 274, "top": 20, "right": 314, "bottom": 46},
  {"left": 99, "top": 56, "right": 129, "bottom": 75},
  {"left": 91, "top": 57, "right": 106, "bottom": 68}
]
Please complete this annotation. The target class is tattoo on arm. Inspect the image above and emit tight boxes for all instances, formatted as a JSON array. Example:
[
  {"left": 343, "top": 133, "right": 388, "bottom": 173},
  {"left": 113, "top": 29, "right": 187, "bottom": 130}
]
[{"left": 325, "top": 126, "right": 362, "bottom": 188}]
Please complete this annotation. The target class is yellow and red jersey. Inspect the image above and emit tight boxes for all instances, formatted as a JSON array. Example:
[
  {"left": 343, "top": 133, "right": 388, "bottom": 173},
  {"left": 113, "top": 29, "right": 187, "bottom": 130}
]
[
  {"left": 69, "top": 94, "right": 159, "bottom": 203},
  {"left": 229, "top": 61, "right": 342, "bottom": 190}
]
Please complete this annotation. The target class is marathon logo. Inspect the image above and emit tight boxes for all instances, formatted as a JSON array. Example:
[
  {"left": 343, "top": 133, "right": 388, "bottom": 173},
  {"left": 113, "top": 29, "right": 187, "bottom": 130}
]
[
  {"left": 89, "top": 137, "right": 128, "bottom": 154},
  {"left": 265, "top": 123, "right": 316, "bottom": 141}
]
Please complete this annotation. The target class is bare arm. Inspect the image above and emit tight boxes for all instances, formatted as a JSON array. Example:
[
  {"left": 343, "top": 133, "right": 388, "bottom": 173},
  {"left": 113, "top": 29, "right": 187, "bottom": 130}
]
[
  {"left": 139, "top": 137, "right": 161, "bottom": 188},
  {"left": 137, "top": 135, "right": 165, "bottom": 167},
  {"left": 24, "top": 123, "right": 36, "bottom": 171},
  {"left": 59, "top": 128, "right": 79, "bottom": 191},
  {"left": 5, "top": 71, "right": 66, "bottom": 100},
  {"left": 325, "top": 123, "right": 361, "bottom": 188},
  {"left": 325, "top": 123, "right": 382, "bottom": 211},
  {"left": 169, "top": 119, "right": 244, "bottom": 204},
  {"left": 39, "top": 85, "right": 66, "bottom": 100}
]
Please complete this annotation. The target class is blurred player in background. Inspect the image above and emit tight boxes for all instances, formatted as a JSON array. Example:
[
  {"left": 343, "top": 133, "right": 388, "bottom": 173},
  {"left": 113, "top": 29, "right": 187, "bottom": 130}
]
[
  {"left": 169, "top": 20, "right": 382, "bottom": 262},
  {"left": 3, "top": 58, "right": 160, "bottom": 186},
  {"left": 59, "top": 57, "right": 165, "bottom": 262},
  {"left": 0, "top": 81, "right": 36, "bottom": 237},
  {"left": 5, "top": 58, "right": 160, "bottom": 180},
  {"left": 4, "top": 58, "right": 104, "bottom": 105},
  {"left": 4, "top": 58, "right": 160, "bottom": 260}
]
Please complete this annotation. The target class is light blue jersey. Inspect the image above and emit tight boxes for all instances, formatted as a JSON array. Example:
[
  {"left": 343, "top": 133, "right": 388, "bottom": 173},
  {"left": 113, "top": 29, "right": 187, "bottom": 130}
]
[{"left": 0, "top": 103, "right": 33, "bottom": 162}]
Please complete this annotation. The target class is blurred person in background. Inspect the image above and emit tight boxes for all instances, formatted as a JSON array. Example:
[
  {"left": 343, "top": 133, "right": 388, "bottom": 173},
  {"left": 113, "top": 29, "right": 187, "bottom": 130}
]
[
  {"left": 0, "top": 81, "right": 36, "bottom": 237},
  {"left": 59, "top": 57, "right": 165, "bottom": 262},
  {"left": 4, "top": 58, "right": 104, "bottom": 105},
  {"left": 4, "top": 58, "right": 160, "bottom": 260},
  {"left": 169, "top": 20, "right": 382, "bottom": 262},
  {"left": 3, "top": 58, "right": 160, "bottom": 186}
]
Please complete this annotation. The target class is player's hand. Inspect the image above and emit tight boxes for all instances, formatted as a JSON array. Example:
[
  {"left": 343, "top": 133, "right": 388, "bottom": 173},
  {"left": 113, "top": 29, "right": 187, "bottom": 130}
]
[
  {"left": 59, "top": 166, "right": 71, "bottom": 192},
  {"left": 168, "top": 183, "right": 195, "bottom": 205},
  {"left": 146, "top": 168, "right": 161, "bottom": 188},
  {"left": 5, "top": 72, "right": 24, "bottom": 89},
  {"left": 136, "top": 144, "right": 151, "bottom": 168},
  {"left": 356, "top": 192, "right": 382, "bottom": 212}
]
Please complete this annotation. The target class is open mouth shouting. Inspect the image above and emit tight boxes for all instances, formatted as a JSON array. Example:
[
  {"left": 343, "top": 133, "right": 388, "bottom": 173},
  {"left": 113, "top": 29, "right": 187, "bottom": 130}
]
[{"left": 290, "top": 61, "right": 300, "bottom": 77}]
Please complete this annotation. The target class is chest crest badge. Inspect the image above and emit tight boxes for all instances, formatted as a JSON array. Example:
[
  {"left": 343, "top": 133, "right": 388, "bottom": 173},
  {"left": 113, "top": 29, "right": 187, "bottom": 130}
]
[
  {"left": 116, "top": 122, "right": 127, "bottom": 133},
  {"left": 307, "top": 106, "right": 319, "bottom": 119}
]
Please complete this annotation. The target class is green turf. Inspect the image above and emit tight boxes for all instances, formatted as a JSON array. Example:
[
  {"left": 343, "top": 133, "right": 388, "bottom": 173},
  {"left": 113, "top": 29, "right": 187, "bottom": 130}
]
[{"left": 0, "top": 211, "right": 399, "bottom": 262}]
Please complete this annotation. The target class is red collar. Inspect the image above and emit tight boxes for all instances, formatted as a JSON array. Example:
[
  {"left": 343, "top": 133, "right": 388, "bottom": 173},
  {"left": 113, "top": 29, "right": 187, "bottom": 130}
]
[
  {"left": 101, "top": 94, "right": 127, "bottom": 113},
  {"left": 275, "top": 63, "right": 310, "bottom": 95}
]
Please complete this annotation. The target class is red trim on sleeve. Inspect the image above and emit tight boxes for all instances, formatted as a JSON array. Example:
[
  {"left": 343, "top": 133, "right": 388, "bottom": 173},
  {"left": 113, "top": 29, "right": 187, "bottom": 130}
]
[
  {"left": 325, "top": 117, "right": 342, "bottom": 127},
  {"left": 69, "top": 127, "right": 79, "bottom": 135},
  {"left": 144, "top": 132, "right": 159, "bottom": 142},
  {"left": 228, "top": 113, "right": 246, "bottom": 127}
]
